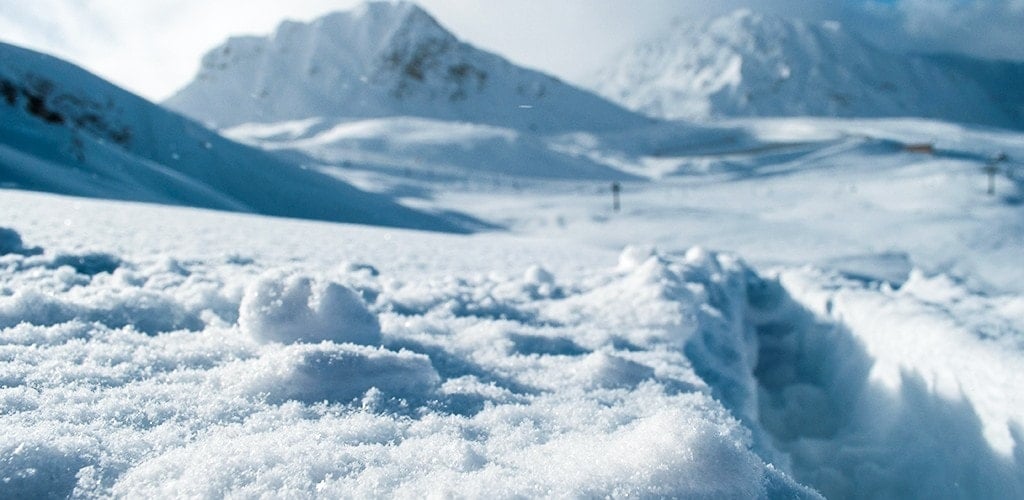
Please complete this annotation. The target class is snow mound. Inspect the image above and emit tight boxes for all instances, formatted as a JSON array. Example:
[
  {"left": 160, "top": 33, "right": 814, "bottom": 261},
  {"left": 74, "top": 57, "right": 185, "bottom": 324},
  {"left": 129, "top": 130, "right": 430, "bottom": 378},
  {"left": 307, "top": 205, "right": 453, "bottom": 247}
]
[
  {"left": 239, "top": 271, "right": 381, "bottom": 345},
  {"left": 165, "top": 1, "right": 647, "bottom": 133},
  {"left": 229, "top": 342, "right": 439, "bottom": 405},
  {"left": 591, "top": 9, "right": 1022, "bottom": 128}
]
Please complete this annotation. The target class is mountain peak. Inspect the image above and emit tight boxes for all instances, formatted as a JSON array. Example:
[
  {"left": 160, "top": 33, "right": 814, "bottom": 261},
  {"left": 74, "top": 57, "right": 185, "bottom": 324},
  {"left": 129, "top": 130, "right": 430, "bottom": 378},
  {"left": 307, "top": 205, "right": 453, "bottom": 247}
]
[
  {"left": 311, "top": 1, "right": 452, "bottom": 46},
  {"left": 165, "top": 2, "right": 646, "bottom": 132},
  {"left": 352, "top": 1, "right": 435, "bottom": 24}
]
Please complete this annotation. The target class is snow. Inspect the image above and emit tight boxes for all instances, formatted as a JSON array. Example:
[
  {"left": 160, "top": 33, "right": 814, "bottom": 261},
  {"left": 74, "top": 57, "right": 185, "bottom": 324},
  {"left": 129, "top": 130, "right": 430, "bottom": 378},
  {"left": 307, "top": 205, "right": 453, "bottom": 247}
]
[
  {"left": 0, "top": 200, "right": 825, "bottom": 498},
  {"left": 2, "top": 2, "right": 1024, "bottom": 497},
  {"left": 239, "top": 272, "right": 382, "bottom": 345},
  {"left": 2, "top": 169, "right": 1021, "bottom": 496},
  {"left": 226, "top": 116, "right": 637, "bottom": 181},
  {"left": 590, "top": 10, "right": 1024, "bottom": 129}
]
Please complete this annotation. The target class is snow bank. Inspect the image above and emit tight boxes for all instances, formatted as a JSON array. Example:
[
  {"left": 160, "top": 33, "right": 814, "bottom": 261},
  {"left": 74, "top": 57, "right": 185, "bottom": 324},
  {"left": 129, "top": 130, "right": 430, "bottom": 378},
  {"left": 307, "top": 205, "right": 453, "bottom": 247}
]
[
  {"left": 239, "top": 271, "right": 381, "bottom": 345},
  {"left": 751, "top": 268, "right": 1024, "bottom": 498}
]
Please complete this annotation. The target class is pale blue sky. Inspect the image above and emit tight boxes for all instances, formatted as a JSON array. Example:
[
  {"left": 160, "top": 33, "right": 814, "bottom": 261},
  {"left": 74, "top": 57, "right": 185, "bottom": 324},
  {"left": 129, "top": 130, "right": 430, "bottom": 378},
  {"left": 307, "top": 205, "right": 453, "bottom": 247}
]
[{"left": 0, "top": 0, "right": 1020, "bottom": 101}]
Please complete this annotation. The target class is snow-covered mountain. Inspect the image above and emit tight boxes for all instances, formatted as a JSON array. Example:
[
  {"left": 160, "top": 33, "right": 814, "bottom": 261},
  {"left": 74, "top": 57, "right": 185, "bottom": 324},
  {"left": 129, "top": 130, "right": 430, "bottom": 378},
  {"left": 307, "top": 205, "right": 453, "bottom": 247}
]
[
  {"left": 164, "top": 1, "right": 649, "bottom": 133},
  {"left": 0, "top": 41, "right": 469, "bottom": 233},
  {"left": 591, "top": 9, "right": 1023, "bottom": 129}
]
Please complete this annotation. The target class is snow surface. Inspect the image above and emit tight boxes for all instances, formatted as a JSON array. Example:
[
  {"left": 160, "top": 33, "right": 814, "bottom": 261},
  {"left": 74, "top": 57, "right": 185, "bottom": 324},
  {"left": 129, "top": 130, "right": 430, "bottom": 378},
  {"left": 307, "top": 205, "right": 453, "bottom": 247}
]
[
  {"left": 0, "top": 192, "right": 823, "bottom": 498},
  {"left": 590, "top": 9, "right": 1024, "bottom": 129},
  {"left": 4, "top": 111, "right": 1024, "bottom": 497},
  {"left": 164, "top": 2, "right": 649, "bottom": 133}
]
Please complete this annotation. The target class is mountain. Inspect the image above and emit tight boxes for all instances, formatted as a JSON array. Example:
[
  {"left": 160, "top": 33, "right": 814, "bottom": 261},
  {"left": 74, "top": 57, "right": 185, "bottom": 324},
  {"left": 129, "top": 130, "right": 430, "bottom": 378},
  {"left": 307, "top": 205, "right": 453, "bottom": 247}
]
[
  {"left": 0, "top": 41, "right": 469, "bottom": 233},
  {"left": 590, "top": 9, "right": 1023, "bottom": 129},
  {"left": 164, "top": 1, "right": 649, "bottom": 133}
]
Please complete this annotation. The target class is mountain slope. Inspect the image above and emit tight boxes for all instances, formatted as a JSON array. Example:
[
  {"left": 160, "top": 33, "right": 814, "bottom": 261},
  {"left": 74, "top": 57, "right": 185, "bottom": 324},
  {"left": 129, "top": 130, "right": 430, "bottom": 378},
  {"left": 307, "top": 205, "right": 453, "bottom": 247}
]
[
  {"left": 590, "top": 10, "right": 1020, "bottom": 129},
  {"left": 225, "top": 116, "right": 642, "bottom": 182},
  {"left": 164, "top": 1, "right": 649, "bottom": 133},
  {"left": 0, "top": 41, "right": 471, "bottom": 233}
]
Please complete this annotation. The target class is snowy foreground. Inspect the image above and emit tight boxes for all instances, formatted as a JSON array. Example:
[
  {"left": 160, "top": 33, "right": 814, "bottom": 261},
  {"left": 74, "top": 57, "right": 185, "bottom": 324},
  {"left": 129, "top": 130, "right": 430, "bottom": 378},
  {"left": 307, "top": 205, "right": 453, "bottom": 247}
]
[{"left": 2, "top": 133, "right": 1024, "bottom": 498}]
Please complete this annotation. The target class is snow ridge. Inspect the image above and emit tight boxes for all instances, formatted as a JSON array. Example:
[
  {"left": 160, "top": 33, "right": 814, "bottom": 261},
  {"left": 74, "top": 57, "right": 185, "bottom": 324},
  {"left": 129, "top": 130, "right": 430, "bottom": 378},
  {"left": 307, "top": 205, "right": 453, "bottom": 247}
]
[
  {"left": 591, "top": 9, "right": 1021, "bottom": 129},
  {"left": 165, "top": 1, "right": 649, "bottom": 132}
]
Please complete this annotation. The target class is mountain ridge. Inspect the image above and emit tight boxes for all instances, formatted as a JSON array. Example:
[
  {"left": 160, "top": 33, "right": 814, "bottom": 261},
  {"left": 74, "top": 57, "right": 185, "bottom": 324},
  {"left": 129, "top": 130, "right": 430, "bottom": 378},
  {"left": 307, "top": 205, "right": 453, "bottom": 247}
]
[{"left": 590, "top": 9, "right": 1023, "bottom": 129}]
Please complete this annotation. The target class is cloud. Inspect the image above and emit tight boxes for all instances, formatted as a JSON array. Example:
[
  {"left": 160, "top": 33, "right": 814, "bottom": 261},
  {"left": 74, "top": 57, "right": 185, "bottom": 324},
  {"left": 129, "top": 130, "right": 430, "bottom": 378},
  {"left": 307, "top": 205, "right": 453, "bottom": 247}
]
[
  {"left": 1, "top": 0, "right": 363, "bottom": 99},
  {"left": 892, "top": 0, "right": 1024, "bottom": 60}
]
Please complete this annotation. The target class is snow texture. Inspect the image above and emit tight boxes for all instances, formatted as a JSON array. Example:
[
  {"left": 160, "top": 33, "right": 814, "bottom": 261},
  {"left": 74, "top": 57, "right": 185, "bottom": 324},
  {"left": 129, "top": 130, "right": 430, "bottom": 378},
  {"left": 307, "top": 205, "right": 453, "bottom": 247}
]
[{"left": 0, "top": 211, "right": 826, "bottom": 498}]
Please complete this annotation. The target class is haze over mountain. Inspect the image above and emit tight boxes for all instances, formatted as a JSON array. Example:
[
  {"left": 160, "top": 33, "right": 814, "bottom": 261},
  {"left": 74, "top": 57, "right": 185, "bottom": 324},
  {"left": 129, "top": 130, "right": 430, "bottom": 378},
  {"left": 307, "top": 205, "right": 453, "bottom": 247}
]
[
  {"left": 0, "top": 41, "right": 468, "bottom": 233},
  {"left": 165, "top": 2, "right": 649, "bottom": 133},
  {"left": 591, "top": 9, "right": 1024, "bottom": 129}
]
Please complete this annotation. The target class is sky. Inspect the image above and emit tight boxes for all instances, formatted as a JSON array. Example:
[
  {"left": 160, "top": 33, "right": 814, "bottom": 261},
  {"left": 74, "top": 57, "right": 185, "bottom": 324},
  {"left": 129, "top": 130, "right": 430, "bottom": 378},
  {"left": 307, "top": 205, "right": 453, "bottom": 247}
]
[{"left": 1, "top": 0, "right": 1022, "bottom": 102}]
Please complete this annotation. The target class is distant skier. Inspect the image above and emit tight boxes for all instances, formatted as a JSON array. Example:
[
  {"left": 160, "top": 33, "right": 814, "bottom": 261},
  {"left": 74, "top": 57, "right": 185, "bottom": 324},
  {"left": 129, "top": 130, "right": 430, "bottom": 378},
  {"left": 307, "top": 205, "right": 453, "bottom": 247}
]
[{"left": 611, "top": 182, "right": 621, "bottom": 212}]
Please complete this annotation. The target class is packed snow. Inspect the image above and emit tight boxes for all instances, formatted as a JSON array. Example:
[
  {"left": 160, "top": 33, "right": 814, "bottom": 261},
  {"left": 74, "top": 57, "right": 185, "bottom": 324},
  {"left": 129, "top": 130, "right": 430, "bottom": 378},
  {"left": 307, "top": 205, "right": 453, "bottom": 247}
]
[{"left": 2, "top": 1, "right": 1024, "bottom": 498}]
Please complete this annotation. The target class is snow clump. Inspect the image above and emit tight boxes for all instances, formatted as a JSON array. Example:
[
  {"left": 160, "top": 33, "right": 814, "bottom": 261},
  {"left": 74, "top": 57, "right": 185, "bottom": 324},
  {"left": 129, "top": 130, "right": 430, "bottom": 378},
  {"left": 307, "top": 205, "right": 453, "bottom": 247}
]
[{"left": 239, "top": 271, "right": 381, "bottom": 345}]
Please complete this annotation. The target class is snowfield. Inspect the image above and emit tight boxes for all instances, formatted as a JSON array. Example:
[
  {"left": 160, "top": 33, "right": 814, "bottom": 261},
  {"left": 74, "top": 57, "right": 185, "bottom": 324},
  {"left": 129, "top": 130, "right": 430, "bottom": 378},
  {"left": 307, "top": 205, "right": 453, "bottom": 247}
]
[
  {"left": 0, "top": 192, "right": 815, "bottom": 497},
  {"left": 2, "top": 136, "right": 1023, "bottom": 496}
]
